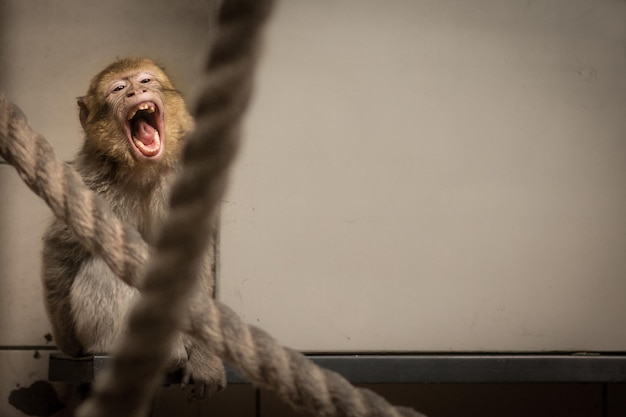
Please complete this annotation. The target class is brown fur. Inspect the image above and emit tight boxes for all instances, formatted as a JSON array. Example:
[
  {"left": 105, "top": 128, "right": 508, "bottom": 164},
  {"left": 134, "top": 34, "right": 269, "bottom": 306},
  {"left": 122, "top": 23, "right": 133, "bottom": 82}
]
[{"left": 42, "top": 58, "right": 225, "bottom": 398}]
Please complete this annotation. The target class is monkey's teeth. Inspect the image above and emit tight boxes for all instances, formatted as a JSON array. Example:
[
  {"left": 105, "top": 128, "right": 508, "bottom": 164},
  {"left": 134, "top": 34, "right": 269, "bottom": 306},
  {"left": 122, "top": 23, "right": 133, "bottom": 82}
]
[{"left": 127, "top": 103, "right": 156, "bottom": 120}]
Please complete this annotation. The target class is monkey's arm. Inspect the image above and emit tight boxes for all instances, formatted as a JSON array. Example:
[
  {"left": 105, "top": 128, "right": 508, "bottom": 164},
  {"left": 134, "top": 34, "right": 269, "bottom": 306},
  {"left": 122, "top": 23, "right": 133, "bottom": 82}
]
[{"left": 41, "top": 220, "right": 88, "bottom": 356}]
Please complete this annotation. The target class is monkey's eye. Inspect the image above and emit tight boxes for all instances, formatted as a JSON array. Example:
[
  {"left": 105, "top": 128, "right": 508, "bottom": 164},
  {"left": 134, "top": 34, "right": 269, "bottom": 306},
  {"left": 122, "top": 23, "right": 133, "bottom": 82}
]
[
  {"left": 140, "top": 78, "right": 151, "bottom": 84},
  {"left": 112, "top": 85, "right": 125, "bottom": 93}
]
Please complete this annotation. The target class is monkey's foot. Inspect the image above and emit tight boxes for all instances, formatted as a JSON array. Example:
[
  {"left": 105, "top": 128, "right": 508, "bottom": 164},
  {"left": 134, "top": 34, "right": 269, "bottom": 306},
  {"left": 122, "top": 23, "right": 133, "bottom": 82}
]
[{"left": 181, "top": 351, "right": 226, "bottom": 401}]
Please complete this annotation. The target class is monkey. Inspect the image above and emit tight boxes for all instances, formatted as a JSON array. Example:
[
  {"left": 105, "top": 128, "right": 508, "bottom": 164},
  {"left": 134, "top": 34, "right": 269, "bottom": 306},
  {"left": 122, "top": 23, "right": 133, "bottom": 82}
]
[{"left": 41, "top": 58, "right": 225, "bottom": 398}]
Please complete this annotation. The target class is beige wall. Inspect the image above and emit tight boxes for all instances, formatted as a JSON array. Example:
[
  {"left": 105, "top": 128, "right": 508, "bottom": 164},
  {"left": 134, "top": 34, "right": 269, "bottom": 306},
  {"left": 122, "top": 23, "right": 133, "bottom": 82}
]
[
  {"left": 1, "top": 0, "right": 626, "bottom": 415},
  {"left": 219, "top": 0, "right": 626, "bottom": 352}
]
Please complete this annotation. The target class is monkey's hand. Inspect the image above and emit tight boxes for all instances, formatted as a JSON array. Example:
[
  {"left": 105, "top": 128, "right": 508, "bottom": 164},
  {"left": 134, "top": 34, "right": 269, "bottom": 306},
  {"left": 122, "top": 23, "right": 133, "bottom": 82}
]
[
  {"left": 181, "top": 340, "right": 226, "bottom": 401},
  {"left": 169, "top": 335, "right": 189, "bottom": 370}
]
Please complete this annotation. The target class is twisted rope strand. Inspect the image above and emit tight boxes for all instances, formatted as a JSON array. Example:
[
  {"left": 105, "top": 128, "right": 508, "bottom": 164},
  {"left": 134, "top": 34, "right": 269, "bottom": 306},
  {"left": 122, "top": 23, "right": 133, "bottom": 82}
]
[
  {"left": 196, "top": 300, "right": 425, "bottom": 417},
  {"left": 0, "top": 1, "right": 426, "bottom": 416}
]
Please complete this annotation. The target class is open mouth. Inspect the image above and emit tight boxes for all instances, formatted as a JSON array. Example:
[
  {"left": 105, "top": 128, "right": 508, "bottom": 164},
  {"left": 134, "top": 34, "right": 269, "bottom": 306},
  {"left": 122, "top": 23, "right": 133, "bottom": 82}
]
[{"left": 126, "top": 101, "right": 164, "bottom": 159}]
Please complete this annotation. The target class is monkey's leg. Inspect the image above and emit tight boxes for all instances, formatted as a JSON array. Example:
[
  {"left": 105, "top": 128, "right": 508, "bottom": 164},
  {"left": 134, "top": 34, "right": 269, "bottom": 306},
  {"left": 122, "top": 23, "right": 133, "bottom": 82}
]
[
  {"left": 42, "top": 222, "right": 88, "bottom": 357},
  {"left": 180, "top": 283, "right": 226, "bottom": 400}
]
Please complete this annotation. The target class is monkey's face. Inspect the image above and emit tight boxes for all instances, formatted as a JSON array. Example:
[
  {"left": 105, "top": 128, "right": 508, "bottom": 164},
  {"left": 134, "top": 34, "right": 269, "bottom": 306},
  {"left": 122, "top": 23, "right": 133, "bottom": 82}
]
[
  {"left": 79, "top": 58, "right": 192, "bottom": 173},
  {"left": 106, "top": 70, "right": 166, "bottom": 161}
]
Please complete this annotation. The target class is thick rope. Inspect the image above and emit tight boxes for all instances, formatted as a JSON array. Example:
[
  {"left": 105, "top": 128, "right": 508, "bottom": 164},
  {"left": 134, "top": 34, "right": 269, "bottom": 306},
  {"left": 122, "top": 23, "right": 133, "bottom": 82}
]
[{"left": 0, "top": 1, "right": 426, "bottom": 416}]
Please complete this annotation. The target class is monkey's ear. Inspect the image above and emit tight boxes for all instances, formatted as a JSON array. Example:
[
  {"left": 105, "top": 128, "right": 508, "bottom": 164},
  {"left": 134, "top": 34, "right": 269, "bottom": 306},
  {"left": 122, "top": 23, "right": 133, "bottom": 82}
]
[{"left": 77, "top": 97, "right": 89, "bottom": 130}]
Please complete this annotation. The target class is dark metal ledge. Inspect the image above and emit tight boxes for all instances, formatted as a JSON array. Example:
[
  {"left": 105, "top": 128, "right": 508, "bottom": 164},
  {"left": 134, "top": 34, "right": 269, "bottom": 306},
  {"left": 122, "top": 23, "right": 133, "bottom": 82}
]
[{"left": 49, "top": 353, "right": 626, "bottom": 385}]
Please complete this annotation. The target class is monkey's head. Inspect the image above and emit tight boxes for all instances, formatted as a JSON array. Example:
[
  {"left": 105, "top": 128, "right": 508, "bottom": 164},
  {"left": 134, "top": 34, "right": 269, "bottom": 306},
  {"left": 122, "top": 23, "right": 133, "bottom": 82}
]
[{"left": 78, "top": 58, "right": 192, "bottom": 179}]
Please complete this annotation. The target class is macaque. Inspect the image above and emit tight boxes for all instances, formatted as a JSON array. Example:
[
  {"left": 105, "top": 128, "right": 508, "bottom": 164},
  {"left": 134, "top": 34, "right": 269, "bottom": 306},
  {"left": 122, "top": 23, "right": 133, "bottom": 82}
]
[{"left": 41, "top": 58, "right": 225, "bottom": 398}]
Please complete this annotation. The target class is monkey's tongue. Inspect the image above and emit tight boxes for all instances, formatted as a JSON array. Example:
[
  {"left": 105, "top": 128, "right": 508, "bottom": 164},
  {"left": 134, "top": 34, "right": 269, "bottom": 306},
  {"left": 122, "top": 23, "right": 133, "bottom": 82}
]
[{"left": 132, "top": 119, "right": 161, "bottom": 157}]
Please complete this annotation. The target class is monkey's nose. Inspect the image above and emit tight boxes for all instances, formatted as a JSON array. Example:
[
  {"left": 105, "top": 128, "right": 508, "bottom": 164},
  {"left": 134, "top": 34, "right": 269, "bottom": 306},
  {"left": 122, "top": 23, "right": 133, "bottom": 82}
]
[{"left": 126, "top": 89, "right": 147, "bottom": 98}]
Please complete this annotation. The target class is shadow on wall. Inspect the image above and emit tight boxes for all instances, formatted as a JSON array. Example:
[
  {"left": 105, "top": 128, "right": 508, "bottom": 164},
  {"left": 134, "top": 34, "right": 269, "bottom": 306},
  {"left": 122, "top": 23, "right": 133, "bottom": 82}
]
[{"left": 0, "top": 0, "right": 8, "bottom": 319}]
